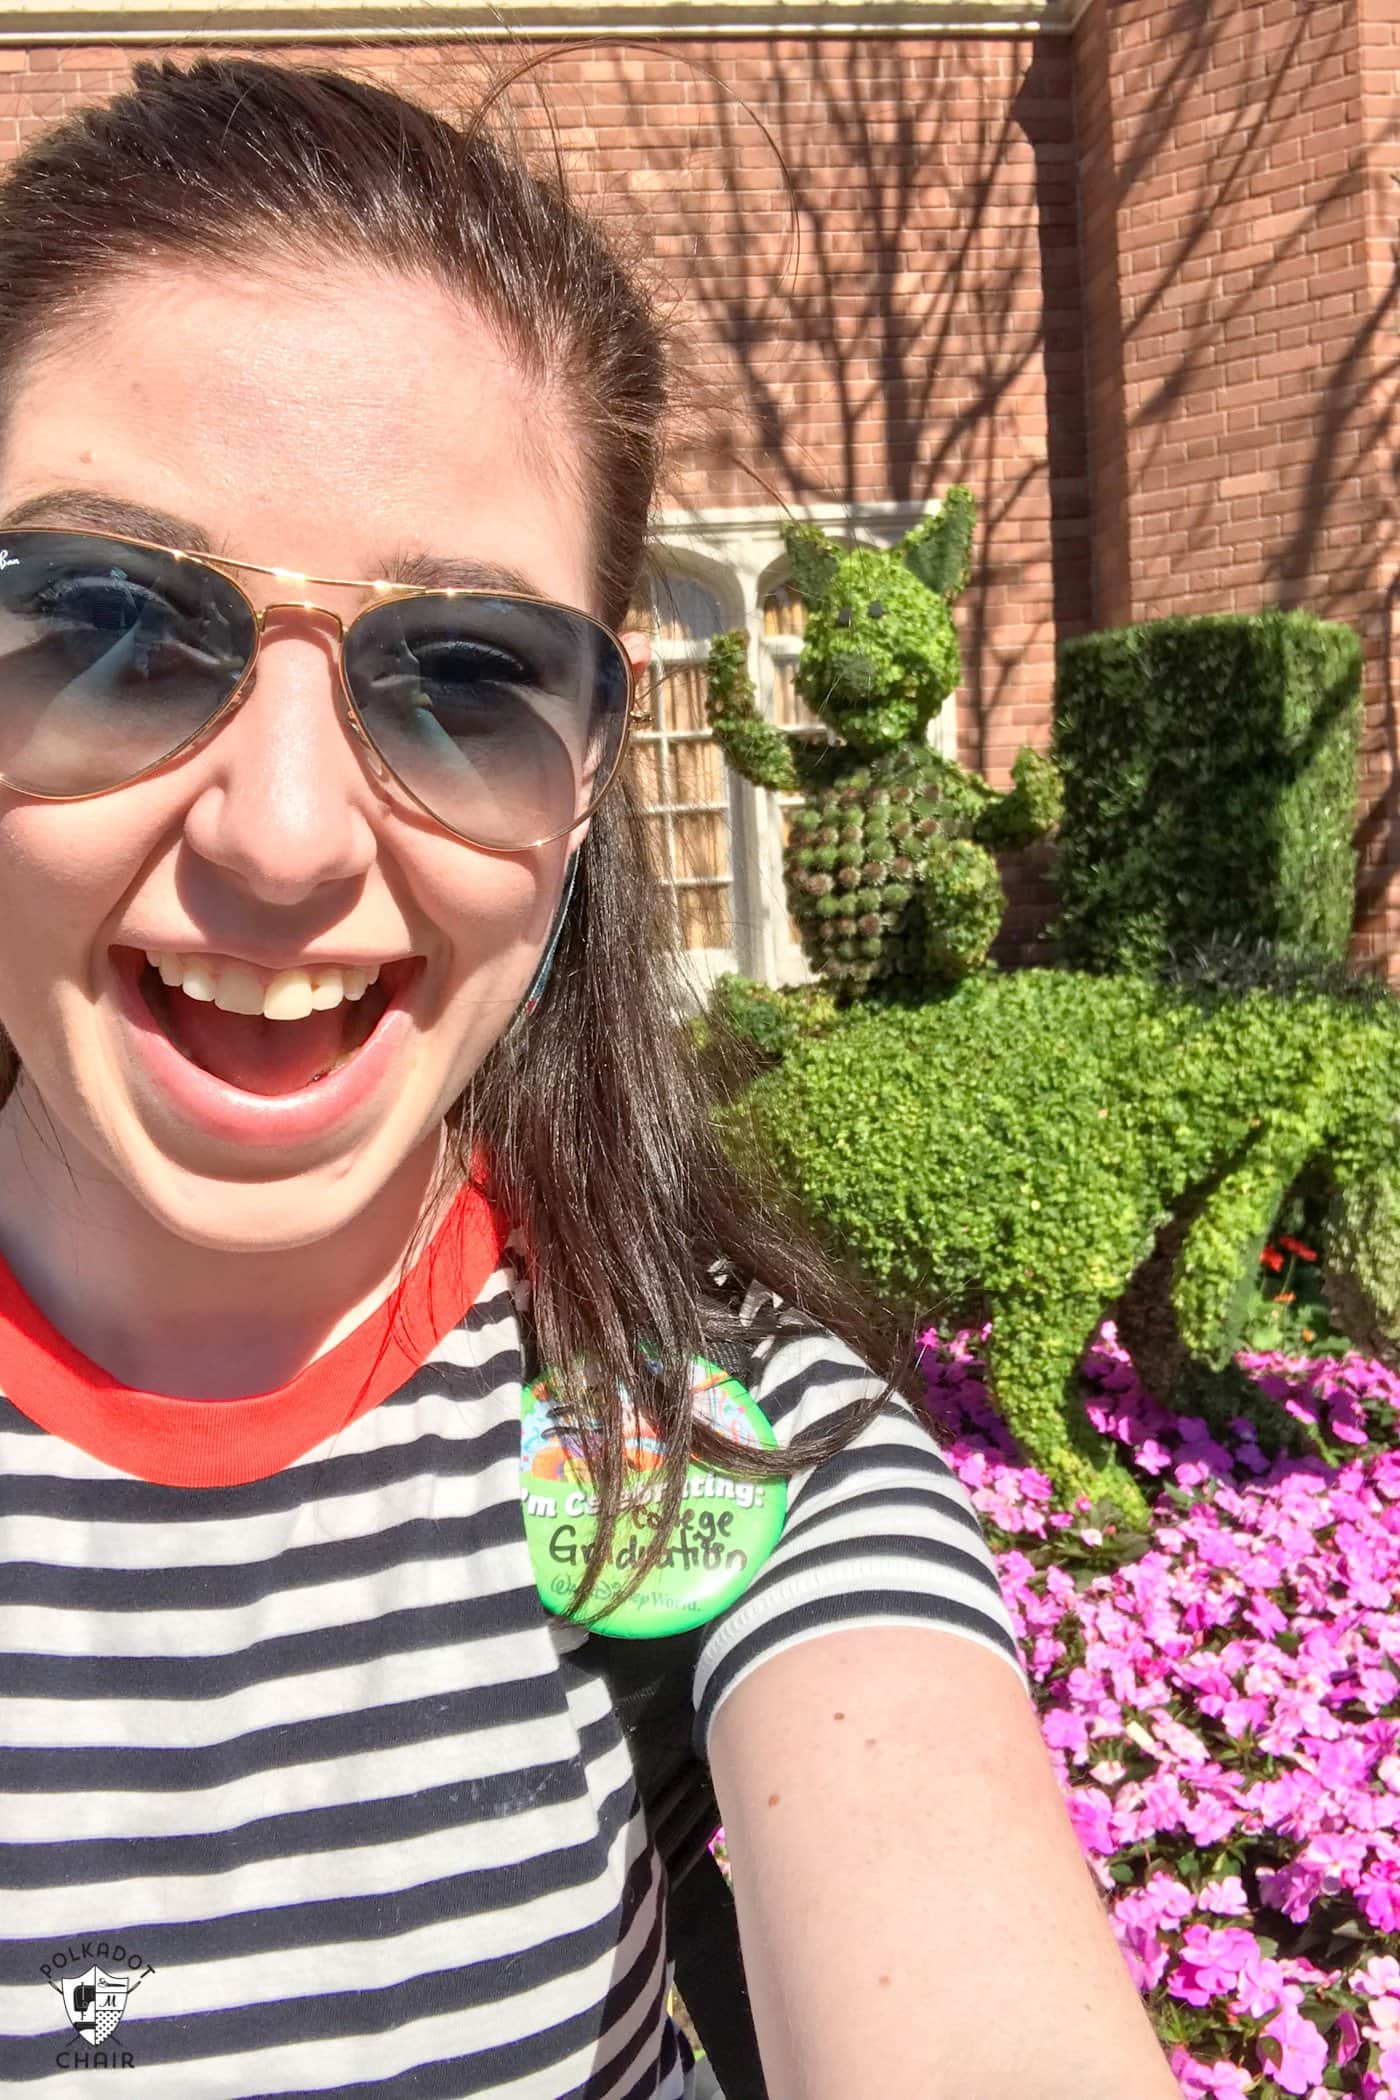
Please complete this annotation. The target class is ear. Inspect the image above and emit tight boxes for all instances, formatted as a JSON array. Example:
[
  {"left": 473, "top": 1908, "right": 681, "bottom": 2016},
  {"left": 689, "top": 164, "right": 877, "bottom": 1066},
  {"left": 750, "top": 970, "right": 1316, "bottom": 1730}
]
[
  {"left": 898, "top": 486, "right": 976, "bottom": 601},
  {"left": 782, "top": 521, "right": 843, "bottom": 604},
  {"left": 621, "top": 630, "right": 652, "bottom": 680},
  {"left": 616, "top": 628, "right": 653, "bottom": 739}
]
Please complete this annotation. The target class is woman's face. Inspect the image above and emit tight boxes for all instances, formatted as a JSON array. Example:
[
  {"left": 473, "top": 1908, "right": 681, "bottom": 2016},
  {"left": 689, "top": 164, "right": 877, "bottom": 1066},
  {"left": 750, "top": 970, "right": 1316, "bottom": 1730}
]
[{"left": 0, "top": 260, "right": 639, "bottom": 1253}]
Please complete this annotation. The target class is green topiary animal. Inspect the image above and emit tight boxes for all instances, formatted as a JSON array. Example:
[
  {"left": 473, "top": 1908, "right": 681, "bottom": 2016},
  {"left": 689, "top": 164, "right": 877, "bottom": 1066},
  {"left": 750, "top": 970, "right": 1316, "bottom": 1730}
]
[
  {"left": 703, "top": 491, "right": 1061, "bottom": 997},
  {"left": 1323, "top": 1171, "right": 1400, "bottom": 1368},
  {"left": 720, "top": 968, "right": 1400, "bottom": 1526}
]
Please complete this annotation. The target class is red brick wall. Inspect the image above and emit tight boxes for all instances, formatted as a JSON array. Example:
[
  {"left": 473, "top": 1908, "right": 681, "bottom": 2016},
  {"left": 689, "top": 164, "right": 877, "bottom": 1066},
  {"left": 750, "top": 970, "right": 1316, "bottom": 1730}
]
[
  {"left": 1075, "top": 0, "right": 1397, "bottom": 967},
  {"left": 4, "top": 19, "right": 1391, "bottom": 966},
  {"left": 1355, "top": 0, "right": 1400, "bottom": 960},
  {"left": 1072, "top": 0, "right": 1131, "bottom": 632},
  {"left": 0, "top": 33, "right": 1083, "bottom": 960}
]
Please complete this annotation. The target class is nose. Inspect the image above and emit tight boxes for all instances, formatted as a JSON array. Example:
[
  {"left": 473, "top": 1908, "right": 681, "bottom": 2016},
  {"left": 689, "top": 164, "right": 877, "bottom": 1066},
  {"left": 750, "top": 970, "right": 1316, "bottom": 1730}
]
[
  {"left": 828, "top": 650, "right": 879, "bottom": 698},
  {"left": 179, "top": 609, "right": 380, "bottom": 906}
]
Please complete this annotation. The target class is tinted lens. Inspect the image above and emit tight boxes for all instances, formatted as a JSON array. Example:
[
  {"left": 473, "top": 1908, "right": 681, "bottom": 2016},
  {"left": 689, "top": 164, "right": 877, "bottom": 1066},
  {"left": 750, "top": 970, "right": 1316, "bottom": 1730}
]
[
  {"left": 343, "top": 593, "right": 630, "bottom": 849},
  {"left": 0, "top": 531, "right": 256, "bottom": 796}
]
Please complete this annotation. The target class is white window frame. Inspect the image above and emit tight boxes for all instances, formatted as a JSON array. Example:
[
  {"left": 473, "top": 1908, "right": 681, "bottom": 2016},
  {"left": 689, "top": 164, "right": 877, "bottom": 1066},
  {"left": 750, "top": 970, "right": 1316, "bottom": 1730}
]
[
  {"left": 643, "top": 499, "right": 960, "bottom": 992},
  {"left": 630, "top": 554, "right": 746, "bottom": 1008}
]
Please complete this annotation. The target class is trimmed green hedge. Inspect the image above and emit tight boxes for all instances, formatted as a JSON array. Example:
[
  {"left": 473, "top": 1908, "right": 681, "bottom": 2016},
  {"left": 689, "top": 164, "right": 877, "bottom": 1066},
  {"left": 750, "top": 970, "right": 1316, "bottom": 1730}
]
[
  {"left": 721, "top": 970, "right": 1400, "bottom": 1522},
  {"left": 1325, "top": 1171, "right": 1400, "bottom": 1368},
  {"left": 1053, "top": 611, "right": 1363, "bottom": 973},
  {"left": 691, "top": 974, "right": 841, "bottom": 1073}
]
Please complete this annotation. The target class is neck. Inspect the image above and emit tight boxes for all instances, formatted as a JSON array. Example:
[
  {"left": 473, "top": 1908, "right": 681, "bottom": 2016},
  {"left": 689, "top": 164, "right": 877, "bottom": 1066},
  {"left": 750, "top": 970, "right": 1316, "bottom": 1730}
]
[{"left": 0, "top": 1082, "right": 450, "bottom": 1397}]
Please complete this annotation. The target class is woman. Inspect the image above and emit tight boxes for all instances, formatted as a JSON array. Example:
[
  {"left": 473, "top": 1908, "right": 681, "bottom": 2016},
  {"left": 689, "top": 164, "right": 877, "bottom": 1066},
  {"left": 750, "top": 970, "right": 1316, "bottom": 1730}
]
[{"left": 0, "top": 56, "right": 1178, "bottom": 2099}]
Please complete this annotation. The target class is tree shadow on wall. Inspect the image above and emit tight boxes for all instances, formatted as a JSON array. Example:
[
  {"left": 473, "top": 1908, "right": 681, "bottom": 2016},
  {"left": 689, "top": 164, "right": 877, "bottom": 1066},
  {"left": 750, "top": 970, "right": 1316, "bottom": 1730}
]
[
  {"left": 596, "top": 37, "right": 1087, "bottom": 778},
  {"left": 1086, "top": 0, "right": 1400, "bottom": 945},
  {"left": 488, "top": 15, "right": 1400, "bottom": 944}
]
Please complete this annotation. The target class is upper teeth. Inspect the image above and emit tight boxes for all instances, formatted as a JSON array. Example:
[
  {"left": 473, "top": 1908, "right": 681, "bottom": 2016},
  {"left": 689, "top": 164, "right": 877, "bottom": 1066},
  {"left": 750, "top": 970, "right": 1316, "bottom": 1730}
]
[{"left": 145, "top": 952, "right": 381, "bottom": 1022}]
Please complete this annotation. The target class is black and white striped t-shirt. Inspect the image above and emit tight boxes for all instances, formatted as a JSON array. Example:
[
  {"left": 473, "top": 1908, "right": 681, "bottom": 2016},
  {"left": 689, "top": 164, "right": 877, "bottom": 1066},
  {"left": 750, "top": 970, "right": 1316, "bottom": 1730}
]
[{"left": 0, "top": 1187, "right": 1024, "bottom": 2096}]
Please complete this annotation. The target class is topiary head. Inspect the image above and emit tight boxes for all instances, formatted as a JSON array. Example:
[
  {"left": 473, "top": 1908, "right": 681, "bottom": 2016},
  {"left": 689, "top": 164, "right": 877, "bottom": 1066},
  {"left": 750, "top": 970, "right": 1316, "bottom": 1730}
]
[{"left": 783, "top": 507, "right": 970, "bottom": 753}]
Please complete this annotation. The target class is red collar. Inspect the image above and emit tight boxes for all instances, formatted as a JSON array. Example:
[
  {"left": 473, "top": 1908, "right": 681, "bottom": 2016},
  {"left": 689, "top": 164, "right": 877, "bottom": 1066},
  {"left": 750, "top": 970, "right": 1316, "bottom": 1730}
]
[{"left": 0, "top": 1181, "right": 505, "bottom": 1487}]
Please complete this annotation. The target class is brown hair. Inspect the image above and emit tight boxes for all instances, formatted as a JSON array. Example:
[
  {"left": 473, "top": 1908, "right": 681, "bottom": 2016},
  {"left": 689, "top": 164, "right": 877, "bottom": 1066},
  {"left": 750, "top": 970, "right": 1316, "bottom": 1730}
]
[{"left": 0, "top": 55, "right": 923, "bottom": 1611}]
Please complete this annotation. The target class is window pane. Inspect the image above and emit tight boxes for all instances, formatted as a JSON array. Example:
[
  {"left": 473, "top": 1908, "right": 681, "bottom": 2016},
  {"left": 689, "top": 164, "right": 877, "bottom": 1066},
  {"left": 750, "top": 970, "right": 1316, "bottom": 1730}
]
[
  {"left": 677, "top": 882, "right": 732, "bottom": 950},
  {"left": 671, "top": 736, "right": 725, "bottom": 808},
  {"left": 628, "top": 568, "right": 734, "bottom": 953},
  {"left": 629, "top": 738, "right": 667, "bottom": 808},
  {"left": 770, "top": 653, "right": 804, "bottom": 730},
  {"left": 762, "top": 582, "right": 821, "bottom": 731},
  {"left": 630, "top": 573, "right": 726, "bottom": 644},
  {"left": 763, "top": 582, "right": 807, "bottom": 639},
  {"left": 663, "top": 662, "right": 711, "bottom": 736},
  {"left": 673, "top": 809, "right": 729, "bottom": 885}
]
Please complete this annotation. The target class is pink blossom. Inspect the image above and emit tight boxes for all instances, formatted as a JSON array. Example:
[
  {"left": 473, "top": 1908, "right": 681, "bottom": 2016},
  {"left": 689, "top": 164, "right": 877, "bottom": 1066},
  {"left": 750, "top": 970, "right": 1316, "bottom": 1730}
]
[
  {"left": 1196, "top": 1876, "right": 1250, "bottom": 1916},
  {"left": 1220, "top": 1693, "right": 1271, "bottom": 1737},
  {"left": 1363, "top": 1998, "right": 1400, "bottom": 2087},
  {"left": 1334, "top": 2009, "right": 1364, "bottom": 2065},
  {"left": 916, "top": 1322, "right": 1400, "bottom": 2090},
  {"left": 1328, "top": 1396, "right": 1371, "bottom": 1445},
  {"left": 1230, "top": 1950, "right": 1294, "bottom": 2021},
  {"left": 1355, "top": 1956, "right": 1400, "bottom": 1999},
  {"left": 1040, "top": 1706, "right": 1089, "bottom": 1758},
  {"left": 1360, "top": 1856, "right": 1400, "bottom": 1931},
  {"left": 1170, "top": 2050, "right": 1254, "bottom": 2098},
  {"left": 1170, "top": 1924, "right": 1260, "bottom": 2006},
  {"left": 1064, "top": 1784, "right": 1115, "bottom": 1854},
  {"left": 1259, "top": 2000, "right": 1328, "bottom": 2094}
]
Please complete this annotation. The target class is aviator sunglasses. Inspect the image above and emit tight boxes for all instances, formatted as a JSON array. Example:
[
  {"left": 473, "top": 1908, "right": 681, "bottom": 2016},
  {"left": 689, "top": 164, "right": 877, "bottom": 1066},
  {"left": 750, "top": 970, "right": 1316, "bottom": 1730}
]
[{"left": 0, "top": 527, "right": 649, "bottom": 851}]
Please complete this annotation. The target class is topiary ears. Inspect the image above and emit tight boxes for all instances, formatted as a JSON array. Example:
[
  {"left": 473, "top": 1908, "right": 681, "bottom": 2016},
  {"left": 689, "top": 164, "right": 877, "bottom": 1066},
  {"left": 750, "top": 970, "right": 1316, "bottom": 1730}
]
[
  {"left": 897, "top": 486, "right": 977, "bottom": 603},
  {"left": 781, "top": 521, "right": 843, "bottom": 604}
]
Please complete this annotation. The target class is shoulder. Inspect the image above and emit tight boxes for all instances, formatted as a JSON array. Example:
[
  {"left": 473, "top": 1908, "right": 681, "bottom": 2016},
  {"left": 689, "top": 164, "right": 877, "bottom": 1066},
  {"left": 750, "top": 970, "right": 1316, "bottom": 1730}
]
[
  {"left": 692, "top": 1288, "right": 1027, "bottom": 1754},
  {"left": 737, "top": 1297, "right": 899, "bottom": 1437}
]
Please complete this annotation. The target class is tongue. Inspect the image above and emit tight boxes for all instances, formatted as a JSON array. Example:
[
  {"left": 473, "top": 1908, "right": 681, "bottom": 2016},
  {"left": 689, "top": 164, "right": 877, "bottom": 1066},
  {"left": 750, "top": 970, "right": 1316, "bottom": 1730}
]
[{"left": 169, "top": 993, "right": 350, "bottom": 1097}]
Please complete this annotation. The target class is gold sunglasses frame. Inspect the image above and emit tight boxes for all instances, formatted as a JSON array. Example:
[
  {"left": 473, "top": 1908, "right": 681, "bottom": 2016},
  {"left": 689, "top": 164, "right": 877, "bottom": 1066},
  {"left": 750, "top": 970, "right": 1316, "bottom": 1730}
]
[{"left": 0, "top": 525, "right": 652, "bottom": 854}]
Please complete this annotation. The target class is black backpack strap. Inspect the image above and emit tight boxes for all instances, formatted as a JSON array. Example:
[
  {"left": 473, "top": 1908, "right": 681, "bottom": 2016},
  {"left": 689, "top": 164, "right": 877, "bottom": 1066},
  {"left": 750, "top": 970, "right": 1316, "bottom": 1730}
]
[
  {"left": 669, "top": 1850, "right": 766, "bottom": 2100},
  {"left": 579, "top": 1627, "right": 768, "bottom": 2100}
]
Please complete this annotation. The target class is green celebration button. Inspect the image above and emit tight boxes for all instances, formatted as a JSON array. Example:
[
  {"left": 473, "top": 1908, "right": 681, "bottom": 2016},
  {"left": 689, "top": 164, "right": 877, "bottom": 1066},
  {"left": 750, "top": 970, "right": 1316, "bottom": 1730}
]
[{"left": 521, "top": 1356, "right": 787, "bottom": 1638}]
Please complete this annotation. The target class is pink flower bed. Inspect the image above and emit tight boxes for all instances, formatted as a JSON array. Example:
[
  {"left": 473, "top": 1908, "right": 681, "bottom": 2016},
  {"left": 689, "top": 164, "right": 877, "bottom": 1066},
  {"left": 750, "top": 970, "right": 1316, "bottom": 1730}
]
[{"left": 920, "top": 1323, "right": 1400, "bottom": 2100}]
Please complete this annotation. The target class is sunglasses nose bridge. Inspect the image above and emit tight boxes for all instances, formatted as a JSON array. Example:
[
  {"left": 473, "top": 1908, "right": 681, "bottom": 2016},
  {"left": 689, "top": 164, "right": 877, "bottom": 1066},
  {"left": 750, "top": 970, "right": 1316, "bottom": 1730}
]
[
  {"left": 242, "top": 597, "right": 391, "bottom": 786},
  {"left": 255, "top": 599, "right": 346, "bottom": 642},
  {"left": 338, "top": 692, "right": 390, "bottom": 783}
]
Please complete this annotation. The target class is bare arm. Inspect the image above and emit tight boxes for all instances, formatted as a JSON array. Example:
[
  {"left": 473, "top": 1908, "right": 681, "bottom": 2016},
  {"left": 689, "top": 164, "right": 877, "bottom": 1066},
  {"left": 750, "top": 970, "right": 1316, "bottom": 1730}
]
[{"left": 710, "top": 1625, "right": 1180, "bottom": 2100}]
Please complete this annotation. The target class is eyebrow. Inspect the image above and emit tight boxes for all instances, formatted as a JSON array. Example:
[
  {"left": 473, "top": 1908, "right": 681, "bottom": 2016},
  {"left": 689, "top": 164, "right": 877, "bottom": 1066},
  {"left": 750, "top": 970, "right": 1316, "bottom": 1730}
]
[
  {"left": 0, "top": 489, "right": 216, "bottom": 552},
  {"left": 381, "top": 548, "right": 547, "bottom": 598},
  {"left": 0, "top": 491, "right": 548, "bottom": 597}
]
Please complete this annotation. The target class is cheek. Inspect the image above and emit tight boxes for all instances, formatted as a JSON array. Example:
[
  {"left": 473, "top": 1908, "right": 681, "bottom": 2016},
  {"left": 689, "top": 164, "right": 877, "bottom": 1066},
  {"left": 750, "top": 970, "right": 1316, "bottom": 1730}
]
[
  {"left": 0, "top": 782, "right": 184, "bottom": 1081},
  {"left": 419, "top": 844, "right": 565, "bottom": 1046},
  {"left": 0, "top": 804, "right": 123, "bottom": 1009},
  {"left": 0, "top": 823, "right": 121, "bottom": 1105}
]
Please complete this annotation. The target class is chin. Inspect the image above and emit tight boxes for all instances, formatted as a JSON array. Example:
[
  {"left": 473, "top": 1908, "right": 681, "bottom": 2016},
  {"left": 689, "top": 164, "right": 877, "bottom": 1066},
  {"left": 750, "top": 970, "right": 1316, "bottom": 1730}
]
[{"left": 104, "top": 1125, "right": 442, "bottom": 1256}]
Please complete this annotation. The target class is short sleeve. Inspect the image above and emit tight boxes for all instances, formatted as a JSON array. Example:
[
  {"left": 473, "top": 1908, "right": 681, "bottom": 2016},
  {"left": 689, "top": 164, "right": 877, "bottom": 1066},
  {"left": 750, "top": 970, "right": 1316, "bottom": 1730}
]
[{"left": 692, "top": 1316, "right": 1029, "bottom": 1755}]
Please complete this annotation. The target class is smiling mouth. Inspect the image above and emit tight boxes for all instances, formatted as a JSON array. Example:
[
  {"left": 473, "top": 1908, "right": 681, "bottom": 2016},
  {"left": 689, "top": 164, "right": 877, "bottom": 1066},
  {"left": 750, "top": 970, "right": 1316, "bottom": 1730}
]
[{"left": 126, "top": 951, "right": 416, "bottom": 1097}]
